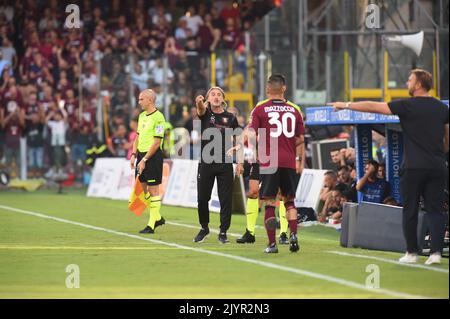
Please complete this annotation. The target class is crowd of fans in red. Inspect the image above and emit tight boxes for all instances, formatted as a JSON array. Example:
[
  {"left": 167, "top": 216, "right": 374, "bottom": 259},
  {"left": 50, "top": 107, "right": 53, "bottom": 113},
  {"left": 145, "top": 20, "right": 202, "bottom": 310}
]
[{"left": 0, "top": 0, "right": 274, "bottom": 179}]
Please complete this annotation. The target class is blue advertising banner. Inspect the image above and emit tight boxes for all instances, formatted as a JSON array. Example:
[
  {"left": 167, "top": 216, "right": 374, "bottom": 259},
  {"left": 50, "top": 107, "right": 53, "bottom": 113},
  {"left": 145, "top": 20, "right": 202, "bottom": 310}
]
[
  {"left": 386, "top": 129, "right": 404, "bottom": 204},
  {"left": 305, "top": 101, "right": 448, "bottom": 126},
  {"left": 355, "top": 125, "right": 372, "bottom": 202},
  {"left": 305, "top": 107, "right": 400, "bottom": 126}
]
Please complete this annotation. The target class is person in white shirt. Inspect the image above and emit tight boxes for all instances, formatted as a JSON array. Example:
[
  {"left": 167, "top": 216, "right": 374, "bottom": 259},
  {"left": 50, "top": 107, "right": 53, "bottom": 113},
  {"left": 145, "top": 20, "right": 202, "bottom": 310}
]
[
  {"left": 151, "top": 58, "right": 174, "bottom": 86},
  {"left": 131, "top": 63, "right": 150, "bottom": 91},
  {"left": 180, "top": 6, "right": 203, "bottom": 36},
  {"left": 45, "top": 108, "right": 68, "bottom": 176}
]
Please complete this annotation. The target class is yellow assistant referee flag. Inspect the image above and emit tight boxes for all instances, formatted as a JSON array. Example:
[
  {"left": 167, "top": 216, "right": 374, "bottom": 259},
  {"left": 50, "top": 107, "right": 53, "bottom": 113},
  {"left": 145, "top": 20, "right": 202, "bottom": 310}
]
[{"left": 128, "top": 176, "right": 147, "bottom": 216}]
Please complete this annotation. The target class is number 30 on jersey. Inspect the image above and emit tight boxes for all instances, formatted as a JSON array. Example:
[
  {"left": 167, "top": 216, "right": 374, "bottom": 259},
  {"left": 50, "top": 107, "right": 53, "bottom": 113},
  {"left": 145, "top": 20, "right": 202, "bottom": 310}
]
[{"left": 267, "top": 112, "right": 296, "bottom": 138}]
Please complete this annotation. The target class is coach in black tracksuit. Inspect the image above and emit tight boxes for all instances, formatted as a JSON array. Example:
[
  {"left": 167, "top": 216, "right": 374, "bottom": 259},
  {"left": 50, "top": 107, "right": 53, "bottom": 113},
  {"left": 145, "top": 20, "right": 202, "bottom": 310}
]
[
  {"left": 192, "top": 87, "right": 241, "bottom": 244},
  {"left": 331, "top": 69, "right": 449, "bottom": 265}
]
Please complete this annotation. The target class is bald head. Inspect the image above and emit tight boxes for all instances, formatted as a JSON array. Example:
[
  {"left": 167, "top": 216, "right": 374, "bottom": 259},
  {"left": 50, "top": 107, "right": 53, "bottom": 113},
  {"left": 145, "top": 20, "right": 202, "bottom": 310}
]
[
  {"left": 141, "top": 89, "right": 156, "bottom": 102},
  {"left": 138, "top": 89, "right": 157, "bottom": 111}
]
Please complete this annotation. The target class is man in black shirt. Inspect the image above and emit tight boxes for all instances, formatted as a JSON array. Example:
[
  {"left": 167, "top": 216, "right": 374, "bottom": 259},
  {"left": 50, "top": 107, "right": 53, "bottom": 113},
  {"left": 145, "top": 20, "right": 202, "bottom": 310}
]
[
  {"left": 193, "top": 87, "right": 243, "bottom": 244},
  {"left": 330, "top": 69, "right": 449, "bottom": 265},
  {"left": 25, "top": 113, "right": 45, "bottom": 177}
]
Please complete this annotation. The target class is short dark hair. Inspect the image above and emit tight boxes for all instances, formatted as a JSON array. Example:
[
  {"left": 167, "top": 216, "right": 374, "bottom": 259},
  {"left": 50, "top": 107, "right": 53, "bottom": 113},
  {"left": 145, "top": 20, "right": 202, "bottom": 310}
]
[
  {"left": 267, "top": 74, "right": 286, "bottom": 86},
  {"left": 338, "top": 165, "right": 350, "bottom": 172},
  {"left": 367, "top": 160, "right": 380, "bottom": 172},
  {"left": 410, "top": 69, "right": 433, "bottom": 92},
  {"left": 333, "top": 183, "right": 349, "bottom": 193},
  {"left": 324, "top": 170, "right": 337, "bottom": 180}
]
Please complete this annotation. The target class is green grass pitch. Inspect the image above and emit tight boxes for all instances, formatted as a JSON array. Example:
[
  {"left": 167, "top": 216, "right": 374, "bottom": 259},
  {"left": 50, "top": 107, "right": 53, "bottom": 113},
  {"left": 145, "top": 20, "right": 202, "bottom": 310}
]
[{"left": 0, "top": 189, "right": 448, "bottom": 299}]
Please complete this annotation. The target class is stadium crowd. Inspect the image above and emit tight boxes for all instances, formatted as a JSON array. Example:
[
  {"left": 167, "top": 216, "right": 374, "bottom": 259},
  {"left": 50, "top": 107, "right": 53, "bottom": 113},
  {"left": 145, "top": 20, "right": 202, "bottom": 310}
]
[{"left": 0, "top": 0, "right": 273, "bottom": 180}]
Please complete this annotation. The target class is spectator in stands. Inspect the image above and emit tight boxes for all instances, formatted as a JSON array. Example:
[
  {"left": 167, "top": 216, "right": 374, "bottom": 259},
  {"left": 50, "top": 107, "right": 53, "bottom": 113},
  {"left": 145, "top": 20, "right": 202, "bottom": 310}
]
[
  {"left": 107, "top": 123, "right": 128, "bottom": 157},
  {"left": 70, "top": 122, "right": 90, "bottom": 168},
  {"left": 1, "top": 37, "right": 16, "bottom": 72},
  {"left": 222, "top": 18, "right": 239, "bottom": 49},
  {"left": 108, "top": 60, "right": 127, "bottom": 93},
  {"left": 356, "top": 160, "right": 391, "bottom": 203},
  {"left": 174, "top": 19, "right": 191, "bottom": 45},
  {"left": 81, "top": 63, "right": 98, "bottom": 94},
  {"left": 184, "top": 36, "right": 200, "bottom": 73},
  {"left": 320, "top": 170, "right": 338, "bottom": 204},
  {"left": 131, "top": 62, "right": 150, "bottom": 92},
  {"left": 330, "top": 148, "right": 341, "bottom": 168},
  {"left": 45, "top": 108, "right": 68, "bottom": 177},
  {"left": 1, "top": 86, "right": 25, "bottom": 177},
  {"left": 152, "top": 4, "right": 172, "bottom": 26},
  {"left": 337, "top": 165, "right": 357, "bottom": 202},
  {"left": 377, "top": 163, "right": 386, "bottom": 180},
  {"left": 151, "top": 58, "right": 174, "bottom": 86},
  {"left": 153, "top": 84, "right": 174, "bottom": 111},
  {"left": 220, "top": 1, "right": 240, "bottom": 25},
  {"left": 210, "top": 5, "right": 225, "bottom": 31},
  {"left": 164, "top": 36, "right": 185, "bottom": 69},
  {"left": 180, "top": 6, "right": 203, "bottom": 37},
  {"left": 25, "top": 112, "right": 45, "bottom": 177},
  {"left": 125, "top": 118, "right": 138, "bottom": 160},
  {"left": 337, "top": 165, "right": 352, "bottom": 186},
  {"left": 167, "top": 0, "right": 184, "bottom": 27},
  {"left": 197, "top": 14, "right": 221, "bottom": 54},
  {"left": 329, "top": 189, "right": 353, "bottom": 223},
  {"left": 319, "top": 183, "right": 348, "bottom": 223}
]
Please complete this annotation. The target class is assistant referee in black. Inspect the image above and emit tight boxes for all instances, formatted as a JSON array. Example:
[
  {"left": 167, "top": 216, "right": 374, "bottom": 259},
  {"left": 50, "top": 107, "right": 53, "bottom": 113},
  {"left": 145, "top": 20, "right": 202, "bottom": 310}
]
[
  {"left": 193, "top": 87, "right": 242, "bottom": 244},
  {"left": 330, "top": 69, "right": 449, "bottom": 265}
]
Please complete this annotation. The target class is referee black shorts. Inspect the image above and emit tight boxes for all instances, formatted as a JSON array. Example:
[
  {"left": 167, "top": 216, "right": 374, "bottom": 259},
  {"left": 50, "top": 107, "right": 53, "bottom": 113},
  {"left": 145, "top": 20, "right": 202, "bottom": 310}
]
[
  {"left": 243, "top": 162, "right": 260, "bottom": 181},
  {"left": 136, "top": 149, "right": 163, "bottom": 186},
  {"left": 259, "top": 167, "right": 298, "bottom": 199}
]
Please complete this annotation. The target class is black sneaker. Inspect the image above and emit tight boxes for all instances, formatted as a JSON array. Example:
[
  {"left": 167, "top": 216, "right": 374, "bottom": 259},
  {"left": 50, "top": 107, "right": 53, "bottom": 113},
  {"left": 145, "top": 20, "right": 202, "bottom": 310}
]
[
  {"left": 193, "top": 228, "right": 210, "bottom": 243},
  {"left": 218, "top": 232, "right": 230, "bottom": 244},
  {"left": 154, "top": 217, "right": 166, "bottom": 229},
  {"left": 264, "top": 243, "right": 278, "bottom": 253},
  {"left": 139, "top": 226, "right": 154, "bottom": 234},
  {"left": 279, "top": 232, "right": 289, "bottom": 245},
  {"left": 236, "top": 229, "right": 255, "bottom": 244},
  {"left": 289, "top": 233, "right": 300, "bottom": 252}
]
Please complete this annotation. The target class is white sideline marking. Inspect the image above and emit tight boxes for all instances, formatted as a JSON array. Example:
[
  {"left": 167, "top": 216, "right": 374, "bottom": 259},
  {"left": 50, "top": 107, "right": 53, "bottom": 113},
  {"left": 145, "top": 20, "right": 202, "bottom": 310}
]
[
  {"left": 0, "top": 204, "right": 434, "bottom": 299},
  {"left": 327, "top": 251, "right": 449, "bottom": 274},
  {"left": 0, "top": 245, "right": 179, "bottom": 250}
]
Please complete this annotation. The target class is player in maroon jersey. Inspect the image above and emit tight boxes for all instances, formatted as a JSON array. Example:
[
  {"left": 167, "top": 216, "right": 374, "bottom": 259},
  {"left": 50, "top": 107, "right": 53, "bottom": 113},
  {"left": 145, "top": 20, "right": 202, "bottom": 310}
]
[{"left": 248, "top": 74, "right": 305, "bottom": 253}]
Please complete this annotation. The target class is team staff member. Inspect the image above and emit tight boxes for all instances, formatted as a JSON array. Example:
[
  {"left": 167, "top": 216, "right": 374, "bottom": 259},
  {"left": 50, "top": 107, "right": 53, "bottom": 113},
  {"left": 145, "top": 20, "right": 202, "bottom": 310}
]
[
  {"left": 249, "top": 74, "right": 305, "bottom": 253},
  {"left": 193, "top": 87, "right": 243, "bottom": 244},
  {"left": 330, "top": 69, "right": 449, "bottom": 265},
  {"left": 130, "top": 89, "right": 166, "bottom": 234}
]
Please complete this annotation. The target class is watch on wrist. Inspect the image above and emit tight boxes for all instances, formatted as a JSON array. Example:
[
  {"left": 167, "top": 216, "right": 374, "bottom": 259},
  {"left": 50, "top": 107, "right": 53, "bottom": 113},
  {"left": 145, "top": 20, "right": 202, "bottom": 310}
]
[
  {"left": 296, "top": 156, "right": 302, "bottom": 161},
  {"left": 345, "top": 102, "right": 351, "bottom": 109},
  {"left": 143, "top": 157, "right": 148, "bottom": 162}
]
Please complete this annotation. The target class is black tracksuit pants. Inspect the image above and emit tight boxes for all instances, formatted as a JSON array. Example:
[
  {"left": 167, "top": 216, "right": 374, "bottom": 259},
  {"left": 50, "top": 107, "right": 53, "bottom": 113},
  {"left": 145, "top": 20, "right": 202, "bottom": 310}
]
[
  {"left": 197, "top": 163, "right": 234, "bottom": 233},
  {"left": 400, "top": 169, "right": 447, "bottom": 254}
]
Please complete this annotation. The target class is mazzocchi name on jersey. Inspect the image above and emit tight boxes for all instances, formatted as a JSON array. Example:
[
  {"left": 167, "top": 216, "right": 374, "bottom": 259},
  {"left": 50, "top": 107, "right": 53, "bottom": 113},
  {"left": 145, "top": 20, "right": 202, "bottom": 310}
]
[{"left": 263, "top": 105, "right": 296, "bottom": 113}]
